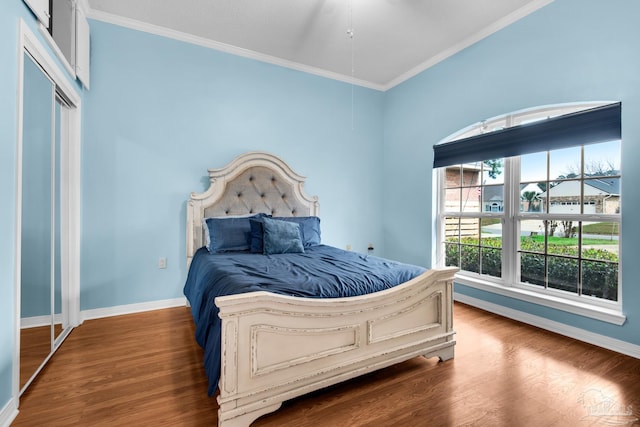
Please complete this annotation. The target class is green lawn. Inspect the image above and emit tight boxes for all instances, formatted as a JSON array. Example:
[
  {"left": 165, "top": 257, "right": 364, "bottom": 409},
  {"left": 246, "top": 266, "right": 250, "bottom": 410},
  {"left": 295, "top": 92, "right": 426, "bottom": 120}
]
[
  {"left": 582, "top": 222, "right": 619, "bottom": 235},
  {"left": 526, "top": 235, "right": 617, "bottom": 246},
  {"left": 481, "top": 218, "right": 501, "bottom": 226}
]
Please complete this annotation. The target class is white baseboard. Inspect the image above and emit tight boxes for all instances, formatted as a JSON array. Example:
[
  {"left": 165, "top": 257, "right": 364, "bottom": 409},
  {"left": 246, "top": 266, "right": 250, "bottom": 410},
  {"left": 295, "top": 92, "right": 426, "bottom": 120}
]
[
  {"left": 454, "top": 293, "right": 640, "bottom": 359},
  {"left": 80, "top": 297, "right": 188, "bottom": 322},
  {"left": 21, "top": 313, "right": 63, "bottom": 328},
  {"left": 0, "top": 397, "right": 18, "bottom": 427}
]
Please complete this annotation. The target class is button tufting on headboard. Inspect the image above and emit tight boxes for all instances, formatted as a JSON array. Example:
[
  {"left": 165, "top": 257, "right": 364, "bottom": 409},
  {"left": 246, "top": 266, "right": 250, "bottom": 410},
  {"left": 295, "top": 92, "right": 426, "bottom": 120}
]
[{"left": 188, "top": 152, "right": 319, "bottom": 265}]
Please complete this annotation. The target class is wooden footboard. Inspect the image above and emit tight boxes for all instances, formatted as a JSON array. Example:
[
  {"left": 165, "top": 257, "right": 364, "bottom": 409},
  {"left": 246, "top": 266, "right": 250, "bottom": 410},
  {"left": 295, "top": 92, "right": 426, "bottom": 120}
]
[{"left": 215, "top": 266, "right": 457, "bottom": 427}]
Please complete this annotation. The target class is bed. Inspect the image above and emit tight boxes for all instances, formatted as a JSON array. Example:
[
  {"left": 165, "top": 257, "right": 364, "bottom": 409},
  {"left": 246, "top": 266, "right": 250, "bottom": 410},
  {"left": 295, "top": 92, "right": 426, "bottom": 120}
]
[{"left": 184, "top": 151, "right": 457, "bottom": 426}]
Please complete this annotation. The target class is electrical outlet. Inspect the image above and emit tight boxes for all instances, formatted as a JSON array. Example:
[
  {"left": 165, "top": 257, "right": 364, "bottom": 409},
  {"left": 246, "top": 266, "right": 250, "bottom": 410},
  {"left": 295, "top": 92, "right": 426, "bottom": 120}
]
[
  {"left": 346, "top": 244, "right": 352, "bottom": 251},
  {"left": 158, "top": 257, "right": 167, "bottom": 269}
]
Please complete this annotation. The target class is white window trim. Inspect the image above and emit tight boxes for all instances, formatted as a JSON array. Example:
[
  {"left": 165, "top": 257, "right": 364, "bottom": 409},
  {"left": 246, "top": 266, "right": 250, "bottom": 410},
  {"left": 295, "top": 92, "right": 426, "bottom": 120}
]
[
  {"left": 453, "top": 273, "right": 625, "bottom": 325},
  {"left": 434, "top": 102, "right": 625, "bottom": 325}
]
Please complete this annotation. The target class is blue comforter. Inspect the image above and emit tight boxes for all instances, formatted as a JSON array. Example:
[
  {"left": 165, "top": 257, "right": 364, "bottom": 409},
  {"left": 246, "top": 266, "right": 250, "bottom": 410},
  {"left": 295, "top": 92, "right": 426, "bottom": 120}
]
[{"left": 183, "top": 245, "right": 426, "bottom": 396}]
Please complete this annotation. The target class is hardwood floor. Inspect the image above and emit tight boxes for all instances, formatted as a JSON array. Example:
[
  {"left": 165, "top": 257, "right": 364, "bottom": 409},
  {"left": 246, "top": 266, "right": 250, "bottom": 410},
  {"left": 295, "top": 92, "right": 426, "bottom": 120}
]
[
  {"left": 13, "top": 303, "right": 640, "bottom": 426},
  {"left": 20, "top": 324, "right": 64, "bottom": 390},
  {"left": 19, "top": 326, "right": 51, "bottom": 389}
]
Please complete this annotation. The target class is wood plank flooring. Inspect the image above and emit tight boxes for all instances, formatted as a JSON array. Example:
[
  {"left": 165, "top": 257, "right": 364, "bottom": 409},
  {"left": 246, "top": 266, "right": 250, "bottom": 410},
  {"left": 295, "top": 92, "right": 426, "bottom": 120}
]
[
  {"left": 19, "top": 325, "right": 51, "bottom": 389},
  {"left": 13, "top": 303, "right": 640, "bottom": 426},
  {"left": 20, "top": 323, "right": 64, "bottom": 390}
]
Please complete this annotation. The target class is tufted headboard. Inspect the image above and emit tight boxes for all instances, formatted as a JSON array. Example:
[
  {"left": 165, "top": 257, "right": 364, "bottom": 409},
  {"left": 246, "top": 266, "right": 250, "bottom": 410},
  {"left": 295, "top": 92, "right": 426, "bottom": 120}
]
[{"left": 186, "top": 151, "right": 319, "bottom": 265}]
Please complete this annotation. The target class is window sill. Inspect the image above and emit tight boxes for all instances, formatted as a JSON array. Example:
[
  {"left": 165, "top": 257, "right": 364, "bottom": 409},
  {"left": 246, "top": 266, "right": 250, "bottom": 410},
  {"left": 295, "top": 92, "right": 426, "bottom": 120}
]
[{"left": 453, "top": 274, "right": 626, "bottom": 325}]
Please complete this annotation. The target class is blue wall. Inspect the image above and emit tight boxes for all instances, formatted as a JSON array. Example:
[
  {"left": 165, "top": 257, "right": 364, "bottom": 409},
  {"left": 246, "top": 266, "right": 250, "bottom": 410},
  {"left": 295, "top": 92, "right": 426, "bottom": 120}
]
[
  {"left": 81, "top": 21, "right": 385, "bottom": 310},
  {"left": 383, "top": 0, "right": 640, "bottom": 345}
]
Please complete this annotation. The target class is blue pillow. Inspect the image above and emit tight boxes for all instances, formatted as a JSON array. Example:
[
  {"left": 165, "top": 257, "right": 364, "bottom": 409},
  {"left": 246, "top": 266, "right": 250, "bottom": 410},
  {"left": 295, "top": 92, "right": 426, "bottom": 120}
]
[
  {"left": 262, "top": 217, "right": 305, "bottom": 255},
  {"left": 204, "top": 213, "right": 267, "bottom": 253},
  {"left": 273, "top": 216, "right": 321, "bottom": 247},
  {"left": 249, "top": 216, "right": 269, "bottom": 253}
]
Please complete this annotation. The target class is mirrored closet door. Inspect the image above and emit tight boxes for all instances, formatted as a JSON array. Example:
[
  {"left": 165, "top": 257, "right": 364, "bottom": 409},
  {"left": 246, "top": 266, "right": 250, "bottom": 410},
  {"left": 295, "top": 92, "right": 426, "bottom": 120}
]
[
  {"left": 19, "top": 52, "right": 73, "bottom": 393},
  {"left": 53, "top": 95, "right": 69, "bottom": 346}
]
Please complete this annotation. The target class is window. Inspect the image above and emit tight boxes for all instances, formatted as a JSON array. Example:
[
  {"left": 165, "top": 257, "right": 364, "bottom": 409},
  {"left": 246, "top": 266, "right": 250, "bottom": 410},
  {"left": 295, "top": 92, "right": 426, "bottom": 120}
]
[
  {"left": 444, "top": 160, "right": 504, "bottom": 279},
  {"left": 435, "top": 103, "right": 623, "bottom": 322}
]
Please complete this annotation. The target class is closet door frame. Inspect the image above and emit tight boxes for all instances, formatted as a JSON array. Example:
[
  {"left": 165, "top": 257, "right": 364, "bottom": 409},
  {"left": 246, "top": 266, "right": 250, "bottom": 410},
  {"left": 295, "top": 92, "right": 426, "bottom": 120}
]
[{"left": 13, "top": 18, "right": 81, "bottom": 401}]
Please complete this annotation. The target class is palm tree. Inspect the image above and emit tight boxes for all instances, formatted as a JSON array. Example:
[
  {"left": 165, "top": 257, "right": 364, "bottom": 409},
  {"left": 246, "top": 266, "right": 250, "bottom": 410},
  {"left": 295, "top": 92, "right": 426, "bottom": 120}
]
[{"left": 521, "top": 191, "right": 539, "bottom": 212}]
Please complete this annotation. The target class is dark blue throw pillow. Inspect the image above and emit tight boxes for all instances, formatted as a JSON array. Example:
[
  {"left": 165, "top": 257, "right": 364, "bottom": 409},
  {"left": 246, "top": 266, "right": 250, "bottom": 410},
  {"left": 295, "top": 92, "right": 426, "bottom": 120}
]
[
  {"left": 273, "top": 216, "right": 321, "bottom": 247},
  {"left": 262, "top": 217, "right": 305, "bottom": 255},
  {"left": 204, "top": 213, "right": 267, "bottom": 253},
  {"left": 249, "top": 217, "right": 268, "bottom": 253},
  {"left": 251, "top": 216, "right": 321, "bottom": 253}
]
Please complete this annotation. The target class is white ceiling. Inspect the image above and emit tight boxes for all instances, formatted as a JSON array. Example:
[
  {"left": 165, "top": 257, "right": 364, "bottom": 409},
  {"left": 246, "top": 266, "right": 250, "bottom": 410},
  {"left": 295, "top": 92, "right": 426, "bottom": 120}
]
[{"left": 87, "top": 0, "right": 552, "bottom": 91}]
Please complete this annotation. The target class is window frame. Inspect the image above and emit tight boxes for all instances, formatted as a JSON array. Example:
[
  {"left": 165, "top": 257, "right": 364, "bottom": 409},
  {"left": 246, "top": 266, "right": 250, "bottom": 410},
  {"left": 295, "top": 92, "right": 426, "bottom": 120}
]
[{"left": 435, "top": 103, "right": 625, "bottom": 325}]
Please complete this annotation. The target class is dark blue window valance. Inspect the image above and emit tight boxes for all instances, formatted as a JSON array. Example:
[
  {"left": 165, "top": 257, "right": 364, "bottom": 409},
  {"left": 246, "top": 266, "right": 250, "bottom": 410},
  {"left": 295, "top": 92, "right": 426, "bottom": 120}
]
[{"left": 433, "top": 102, "right": 621, "bottom": 169}]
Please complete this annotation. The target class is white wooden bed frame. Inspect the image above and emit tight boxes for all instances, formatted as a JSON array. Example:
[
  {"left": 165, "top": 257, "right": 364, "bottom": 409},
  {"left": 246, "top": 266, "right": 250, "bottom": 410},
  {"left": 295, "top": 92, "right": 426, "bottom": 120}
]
[{"left": 186, "top": 151, "right": 457, "bottom": 426}]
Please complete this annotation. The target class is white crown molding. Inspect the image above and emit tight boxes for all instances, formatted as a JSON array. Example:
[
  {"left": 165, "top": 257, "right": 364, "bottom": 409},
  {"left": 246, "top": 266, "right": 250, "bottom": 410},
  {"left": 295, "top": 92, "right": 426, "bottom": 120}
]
[
  {"left": 382, "top": 0, "right": 555, "bottom": 90},
  {"left": 0, "top": 398, "right": 18, "bottom": 427},
  {"left": 87, "top": 1, "right": 553, "bottom": 92},
  {"left": 80, "top": 297, "right": 187, "bottom": 322},
  {"left": 87, "top": 9, "right": 385, "bottom": 92},
  {"left": 455, "top": 293, "right": 640, "bottom": 359},
  {"left": 75, "top": 0, "right": 90, "bottom": 15}
]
